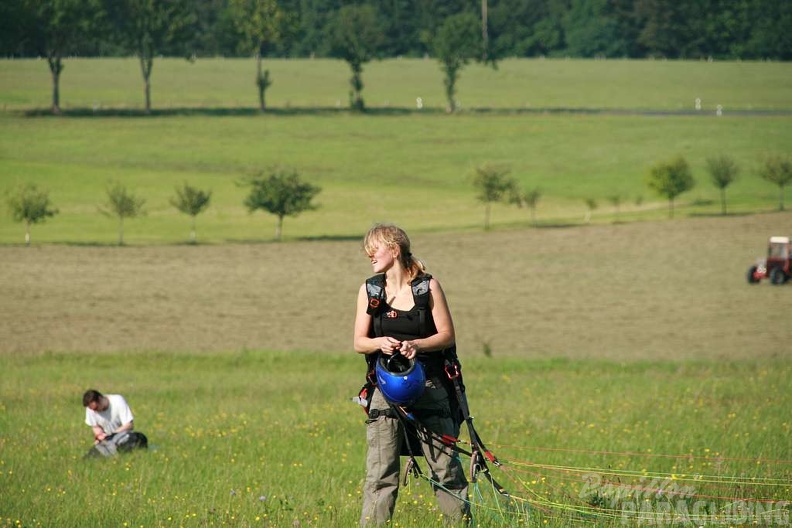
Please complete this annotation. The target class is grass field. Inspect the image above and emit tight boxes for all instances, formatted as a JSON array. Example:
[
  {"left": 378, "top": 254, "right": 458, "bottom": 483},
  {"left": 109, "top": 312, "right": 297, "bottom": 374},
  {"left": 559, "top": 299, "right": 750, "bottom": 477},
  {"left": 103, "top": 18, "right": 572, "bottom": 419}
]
[
  {"left": 1, "top": 58, "right": 792, "bottom": 245},
  {"left": 1, "top": 352, "right": 789, "bottom": 527},
  {"left": 1, "top": 58, "right": 790, "bottom": 527},
  {"left": 2, "top": 58, "right": 792, "bottom": 112},
  {"left": 2, "top": 214, "right": 791, "bottom": 526}
]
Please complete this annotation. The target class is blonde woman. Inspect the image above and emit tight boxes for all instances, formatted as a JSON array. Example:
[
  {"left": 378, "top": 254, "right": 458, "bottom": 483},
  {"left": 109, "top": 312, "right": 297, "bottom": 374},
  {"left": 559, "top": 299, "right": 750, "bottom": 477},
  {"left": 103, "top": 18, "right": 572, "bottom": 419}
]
[{"left": 353, "top": 224, "right": 469, "bottom": 526}]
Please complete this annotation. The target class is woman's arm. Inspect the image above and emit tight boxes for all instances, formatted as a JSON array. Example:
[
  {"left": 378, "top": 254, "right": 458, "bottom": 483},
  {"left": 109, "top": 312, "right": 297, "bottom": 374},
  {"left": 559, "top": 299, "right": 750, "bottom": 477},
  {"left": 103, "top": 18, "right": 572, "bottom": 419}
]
[{"left": 353, "top": 283, "right": 402, "bottom": 355}]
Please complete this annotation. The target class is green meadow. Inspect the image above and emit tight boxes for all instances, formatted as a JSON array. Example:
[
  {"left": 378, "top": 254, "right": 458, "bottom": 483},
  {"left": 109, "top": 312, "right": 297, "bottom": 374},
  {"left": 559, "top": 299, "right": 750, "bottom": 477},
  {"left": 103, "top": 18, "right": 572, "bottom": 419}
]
[
  {"left": 2, "top": 352, "right": 789, "bottom": 527},
  {"left": 1, "top": 58, "right": 791, "bottom": 527},
  {"left": 1, "top": 58, "right": 792, "bottom": 245},
  {"left": 1, "top": 58, "right": 791, "bottom": 112}
]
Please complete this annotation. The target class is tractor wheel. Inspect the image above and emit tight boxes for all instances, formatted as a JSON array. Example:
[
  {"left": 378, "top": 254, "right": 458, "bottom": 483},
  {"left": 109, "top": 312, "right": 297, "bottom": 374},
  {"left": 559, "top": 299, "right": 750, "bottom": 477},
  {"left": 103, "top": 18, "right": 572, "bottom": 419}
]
[
  {"left": 769, "top": 268, "right": 787, "bottom": 285},
  {"left": 746, "top": 266, "right": 760, "bottom": 284}
]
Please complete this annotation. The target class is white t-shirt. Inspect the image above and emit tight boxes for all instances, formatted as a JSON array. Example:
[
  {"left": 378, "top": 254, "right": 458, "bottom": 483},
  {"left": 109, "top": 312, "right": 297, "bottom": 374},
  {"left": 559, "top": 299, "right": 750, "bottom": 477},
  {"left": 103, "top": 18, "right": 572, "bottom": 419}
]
[{"left": 85, "top": 394, "right": 134, "bottom": 435}]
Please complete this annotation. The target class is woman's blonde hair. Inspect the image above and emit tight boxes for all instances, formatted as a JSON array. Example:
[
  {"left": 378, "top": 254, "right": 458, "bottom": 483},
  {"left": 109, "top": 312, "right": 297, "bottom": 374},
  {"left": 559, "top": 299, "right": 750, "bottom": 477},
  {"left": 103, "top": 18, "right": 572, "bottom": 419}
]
[{"left": 363, "top": 223, "right": 426, "bottom": 280}]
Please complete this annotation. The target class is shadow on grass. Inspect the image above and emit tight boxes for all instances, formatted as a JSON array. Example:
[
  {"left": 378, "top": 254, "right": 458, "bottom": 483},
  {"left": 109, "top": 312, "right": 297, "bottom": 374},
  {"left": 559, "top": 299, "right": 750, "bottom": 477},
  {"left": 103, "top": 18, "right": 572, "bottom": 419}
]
[
  {"left": 689, "top": 211, "right": 755, "bottom": 218},
  {"left": 23, "top": 106, "right": 418, "bottom": 118},
  {"left": 298, "top": 234, "right": 363, "bottom": 242},
  {"left": 22, "top": 106, "right": 792, "bottom": 118}
]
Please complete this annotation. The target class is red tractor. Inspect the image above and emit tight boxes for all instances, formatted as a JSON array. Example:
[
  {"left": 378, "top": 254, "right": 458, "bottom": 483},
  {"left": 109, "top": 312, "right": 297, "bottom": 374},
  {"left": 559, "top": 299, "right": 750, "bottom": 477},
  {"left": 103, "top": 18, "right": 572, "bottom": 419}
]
[{"left": 747, "top": 236, "right": 791, "bottom": 285}]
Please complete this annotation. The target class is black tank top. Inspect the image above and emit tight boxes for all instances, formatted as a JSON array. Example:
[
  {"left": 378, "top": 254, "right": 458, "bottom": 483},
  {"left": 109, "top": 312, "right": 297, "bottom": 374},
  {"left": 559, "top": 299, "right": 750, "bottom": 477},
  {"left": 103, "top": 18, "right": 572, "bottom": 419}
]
[
  {"left": 375, "top": 301, "right": 444, "bottom": 376},
  {"left": 377, "top": 302, "right": 428, "bottom": 341}
]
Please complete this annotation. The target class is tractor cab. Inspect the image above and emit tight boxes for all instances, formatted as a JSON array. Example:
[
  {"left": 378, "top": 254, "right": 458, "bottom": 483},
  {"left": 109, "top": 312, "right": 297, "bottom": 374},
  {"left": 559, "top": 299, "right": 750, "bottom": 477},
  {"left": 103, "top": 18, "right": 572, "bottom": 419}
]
[{"left": 747, "top": 236, "right": 791, "bottom": 285}]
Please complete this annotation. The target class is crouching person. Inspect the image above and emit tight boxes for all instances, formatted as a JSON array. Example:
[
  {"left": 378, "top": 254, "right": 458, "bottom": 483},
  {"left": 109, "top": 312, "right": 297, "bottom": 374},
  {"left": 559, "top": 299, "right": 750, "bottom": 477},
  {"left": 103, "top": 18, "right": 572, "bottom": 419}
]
[{"left": 83, "top": 389, "right": 148, "bottom": 458}]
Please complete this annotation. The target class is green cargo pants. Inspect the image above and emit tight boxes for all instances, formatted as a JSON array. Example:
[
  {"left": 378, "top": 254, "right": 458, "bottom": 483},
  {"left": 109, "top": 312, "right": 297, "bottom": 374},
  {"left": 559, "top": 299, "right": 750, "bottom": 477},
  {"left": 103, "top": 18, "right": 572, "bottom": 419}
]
[{"left": 360, "top": 379, "right": 470, "bottom": 526}]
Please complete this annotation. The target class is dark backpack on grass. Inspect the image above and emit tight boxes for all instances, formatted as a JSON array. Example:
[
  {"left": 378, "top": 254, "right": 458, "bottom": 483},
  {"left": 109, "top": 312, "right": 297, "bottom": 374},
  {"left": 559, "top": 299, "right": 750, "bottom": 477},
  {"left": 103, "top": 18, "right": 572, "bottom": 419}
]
[{"left": 85, "top": 431, "right": 148, "bottom": 459}]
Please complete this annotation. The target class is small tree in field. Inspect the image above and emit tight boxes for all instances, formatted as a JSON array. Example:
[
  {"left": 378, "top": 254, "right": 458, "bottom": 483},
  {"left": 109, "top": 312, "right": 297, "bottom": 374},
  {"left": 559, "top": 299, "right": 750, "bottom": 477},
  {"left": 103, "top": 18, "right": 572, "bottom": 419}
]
[
  {"left": 646, "top": 156, "right": 695, "bottom": 218},
  {"left": 229, "top": 0, "right": 287, "bottom": 112},
  {"left": 759, "top": 155, "right": 792, "bottom": 211},
  {"left": 510, "top": 186, "right": 541, "bottom": 227},
  {"left": 329, "top": 4, "right": 383, "bottom": 112},
  {"left": 170, "top": 183, "right": 211, "bottom": 243},
  {"left": 242, "top": 169, "right": 321, "bottom": 241},
  {"left": 6, "top": 183, "right": 58, "bottom": 246},
  {"left": 110, "top": 0, "right": 195, "bottom": 114},
  {"left": 706, "top": 154, "right": 739, "bottom": 215},
  {"left": 101, "top": 182, "right": 145, "bottom": 245},
  {"left": 584, "top": 198, "right": 598, "bottom": 224},
  {"left": 473, "top": 163, "right": 515, "bottom": 231},
  {"left": 432, "top": 12, "right": 483, "bottom": 113}
]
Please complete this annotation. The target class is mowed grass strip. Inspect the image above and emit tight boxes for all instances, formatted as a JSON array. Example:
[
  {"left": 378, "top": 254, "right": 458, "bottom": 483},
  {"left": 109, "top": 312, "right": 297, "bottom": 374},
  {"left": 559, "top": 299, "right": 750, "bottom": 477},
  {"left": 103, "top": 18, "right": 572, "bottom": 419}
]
[
  {"left": 0, "top": 351, "right": 788, "bottom": 527},
  {"left": 1, "top": 213, "right": 790, "bottom": 361},
  {"left": 1, "top": 58, "right": 791, "bottom": 112}
]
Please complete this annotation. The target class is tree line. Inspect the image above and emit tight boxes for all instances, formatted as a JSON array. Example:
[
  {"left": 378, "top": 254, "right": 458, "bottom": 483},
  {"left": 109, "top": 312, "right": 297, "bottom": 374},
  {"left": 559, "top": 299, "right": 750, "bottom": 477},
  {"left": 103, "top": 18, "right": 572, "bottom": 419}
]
[
  {"left": 4, "top": 1, "right": 790, "bottom": 115},
  {"left": 473, "top": 153, "right": 791, "bottom": 229},
  {"left": 4, "top": 0, "right": 790, "bottom": 62},
  {"left": 7, "top": 154, "right": 791, "bottom": 245}
]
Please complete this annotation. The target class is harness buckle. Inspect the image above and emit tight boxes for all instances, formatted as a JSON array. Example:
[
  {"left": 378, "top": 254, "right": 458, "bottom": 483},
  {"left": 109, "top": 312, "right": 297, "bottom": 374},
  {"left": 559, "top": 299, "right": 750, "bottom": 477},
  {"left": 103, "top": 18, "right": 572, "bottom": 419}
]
[
  {"left": 368, "top": 408, "right": 396, "bottom": 420},
  {"left": 444, "top": 361, "right": 460, "bottom": 380}
]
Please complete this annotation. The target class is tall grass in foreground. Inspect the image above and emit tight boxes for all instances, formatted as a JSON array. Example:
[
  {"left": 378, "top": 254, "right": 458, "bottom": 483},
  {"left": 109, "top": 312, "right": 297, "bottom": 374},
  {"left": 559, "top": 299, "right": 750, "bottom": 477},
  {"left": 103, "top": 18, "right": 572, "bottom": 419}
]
[{"left": 1, "top": 351, "right": 789, "bottom": 527}]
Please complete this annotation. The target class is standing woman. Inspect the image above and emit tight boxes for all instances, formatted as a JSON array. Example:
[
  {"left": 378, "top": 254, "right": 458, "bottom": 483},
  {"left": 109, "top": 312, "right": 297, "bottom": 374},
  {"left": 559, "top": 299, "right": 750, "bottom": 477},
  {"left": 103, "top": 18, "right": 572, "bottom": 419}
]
[{"left": 353, "top": 224, "right": 469, "bottom": 526}]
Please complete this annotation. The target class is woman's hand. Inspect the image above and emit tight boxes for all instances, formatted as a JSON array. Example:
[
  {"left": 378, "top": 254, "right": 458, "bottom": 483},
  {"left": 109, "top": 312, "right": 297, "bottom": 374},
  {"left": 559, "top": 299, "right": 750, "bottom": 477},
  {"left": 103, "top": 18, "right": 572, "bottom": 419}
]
[
  {"left": 399, "top": 340, "right": 419, "bottom": 360},
  {"left": 379, "top": 337, "right": 402, "bottom": 355}
]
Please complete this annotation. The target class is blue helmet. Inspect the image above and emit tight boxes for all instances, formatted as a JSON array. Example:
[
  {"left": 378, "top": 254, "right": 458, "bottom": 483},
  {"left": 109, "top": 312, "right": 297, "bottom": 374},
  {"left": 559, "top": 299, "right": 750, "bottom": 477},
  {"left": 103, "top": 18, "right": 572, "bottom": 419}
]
[{"left": 376, "top": 354, "right": 426, "bottom": 406}]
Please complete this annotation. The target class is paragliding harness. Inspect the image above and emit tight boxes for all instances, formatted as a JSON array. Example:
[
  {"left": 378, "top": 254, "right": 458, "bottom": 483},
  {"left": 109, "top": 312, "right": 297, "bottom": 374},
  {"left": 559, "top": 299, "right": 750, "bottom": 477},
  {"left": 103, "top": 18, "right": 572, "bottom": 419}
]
[
  {"left": 84, "top": 431, "right": 148, "bottom": 459},
  {"left": 354, "top": 273, "right": 508, "bottom": 496}
]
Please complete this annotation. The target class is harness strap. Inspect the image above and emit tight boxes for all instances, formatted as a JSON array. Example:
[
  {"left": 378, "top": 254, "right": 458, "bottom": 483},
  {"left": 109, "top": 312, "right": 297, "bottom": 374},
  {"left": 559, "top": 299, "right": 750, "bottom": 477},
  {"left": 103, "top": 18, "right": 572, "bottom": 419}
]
[
  {"left": 367, "top": 408, "right": 398, "bottom": 420},
  {"left": 387, "top": 401, "right": 424, "bottom": 484},
  {"left": 446, "top": 357, "right": 501, "bottom": 468},
  {"left": 411, "top": 274, "right": 432, "bottom": 337}
]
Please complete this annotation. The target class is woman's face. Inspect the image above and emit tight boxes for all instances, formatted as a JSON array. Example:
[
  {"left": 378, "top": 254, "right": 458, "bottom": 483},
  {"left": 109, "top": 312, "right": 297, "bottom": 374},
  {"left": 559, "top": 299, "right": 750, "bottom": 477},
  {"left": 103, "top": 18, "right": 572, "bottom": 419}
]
[{"left": 367, "top": 242, "right": 397, "bottom": 273}]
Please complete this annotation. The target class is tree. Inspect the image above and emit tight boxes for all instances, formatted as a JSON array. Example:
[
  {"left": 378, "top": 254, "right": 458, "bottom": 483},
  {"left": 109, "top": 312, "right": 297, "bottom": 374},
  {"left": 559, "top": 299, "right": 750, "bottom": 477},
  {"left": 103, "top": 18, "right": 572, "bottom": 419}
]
[
  {"left": 170, "top": 182, "right": 211, "bottom": 243},
  {"left": 646, "top": 156, "right": 695, "bottom": 218},
  {"left": 584, "top": 198, "right": 598, "bottom": 224},
  {"left": 706, "top": 154, "right": 739, "bottom": 215},
  {"left": 6, "top": 183, "right": 58, "bottom": 246},
  {"left": 18, "top": 0, "right": 103, "bottom": 114},
  {"left": 634, "top": 0, "right": 703, "bottom": 58},
  {"left": 242, "top": 169, "right": 321, "bottom": 241},
  {"left": 110, "top": 0, "right": 195, "bottom": 113},
  {"left": 433, "top": 13, "right": 483, "bottom": 113},
  {"left": 101, "top": 182, "right": 146, "bottom": 245},
  {"left": 563, "top": 0, "right": 626, "bottom": 57},
  {"left": 328, "top": 5, "right": 383, "bottom": 112},
  {"left": 759, "top": 155, "right": 792, "bottom": 211},
  {"left": 473, "top": 163, "right": 515, "bottom": 231},
  {"left": 228, "top": 0, "right": 287, "bottom": 112},
  {"left": 510, "top": 186, "right": 541, "bottom": 227}
]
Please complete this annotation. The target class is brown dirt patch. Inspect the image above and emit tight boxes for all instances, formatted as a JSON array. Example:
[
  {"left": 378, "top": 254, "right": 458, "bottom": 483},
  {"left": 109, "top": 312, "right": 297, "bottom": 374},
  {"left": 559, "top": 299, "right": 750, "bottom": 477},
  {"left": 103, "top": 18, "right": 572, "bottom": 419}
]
[{"left": 1, "top": 213, "right": 790, "bottom": 361}]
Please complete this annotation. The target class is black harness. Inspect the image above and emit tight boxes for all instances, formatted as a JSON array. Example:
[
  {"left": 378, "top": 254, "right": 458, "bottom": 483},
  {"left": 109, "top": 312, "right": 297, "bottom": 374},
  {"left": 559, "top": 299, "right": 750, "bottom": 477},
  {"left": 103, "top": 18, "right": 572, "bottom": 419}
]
[
  {"left": 359, "top": 273, "right": 458, "bottom": 412},
  {"left": 356, "top": 274, "right": 508, "bottom": 498}
]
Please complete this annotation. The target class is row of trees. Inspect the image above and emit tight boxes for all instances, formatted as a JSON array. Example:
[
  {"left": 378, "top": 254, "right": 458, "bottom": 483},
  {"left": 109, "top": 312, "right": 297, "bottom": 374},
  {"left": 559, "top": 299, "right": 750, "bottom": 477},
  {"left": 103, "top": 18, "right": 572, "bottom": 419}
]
[
  {"left": 5, "top": 0, "right": 790, "bottom": 61},
  {"left": 473, "top": 154, "right": 792, "bottom": 229},
  {"left": 4, "top": 0, "right": 495, "bottom": 114},
  {"left": 5, "top": 170, "right": 321, "bottom": 246},
  {"left": 3, "top": 1, "right": 791, "bottom": 114},
  {"left": 7, "top": 155, "right": 791, "bottom": 245}
]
